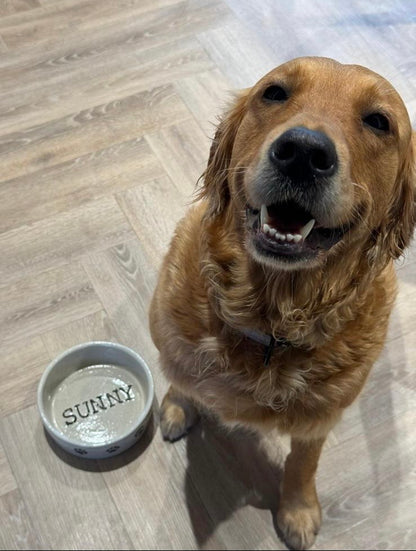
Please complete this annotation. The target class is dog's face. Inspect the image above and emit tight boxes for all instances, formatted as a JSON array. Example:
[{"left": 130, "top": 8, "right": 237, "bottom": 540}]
[{"left": 203, "top": 57, "right": 415, "bottom": 270}]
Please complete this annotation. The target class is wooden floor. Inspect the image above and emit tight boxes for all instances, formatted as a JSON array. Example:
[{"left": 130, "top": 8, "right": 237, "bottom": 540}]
[{"left": 0, "top": 0, "right": 415, "bottom": 549}]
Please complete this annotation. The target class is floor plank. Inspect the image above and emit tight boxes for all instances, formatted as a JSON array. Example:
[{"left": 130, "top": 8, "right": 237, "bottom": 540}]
[
  {"left": 146, "top": 118, "right": 210, "bottom": 195},
  {"left": 0, "top": 36, "right": 8, "bottom": 52},
  {"left": 0, "top": 196, "right": 135, "bottom": 284},
  {"left": 0, "top": 0, "right": 40, "bottom": 18},
  {"left": 0, "top": 263, "right": 101, "bottom": 347},
  {"left": 318, "top": 408, "right": 416, "bottom": 548},
  {"left": 0, "top": 84, "right": 189, "bottom": 183},
  {"left": 41, "top": 310, "right": 119, "bottom": 361},
  {"left": 0, "top": 441, "right": 17, "bottom": 497},
  {"left": 117, "top": 176, "right": 188, "bottom": 267},
  {"left": 0, "top": 336, "right": 51, "bottom": 418},
  {"left": 0, "top": 406, "right": 134, "bottom": 550},
  {"left": 0, "top": 37, "right": 214, "bottom": 134},
  {"left": 82, "top": 239, "right": 161, "bottom": 388},
  {"left": 100, "top": 433, "right": 226, "bottom": 550},
  {"left": 0, "top": 137, "right": 163, "bottom": 233},
  {"left": 198, "top": 20, "right": 276, "bottom": 88},
  {"left": 175, "top": 68, "right": 232, "bottom": 137},
  {"left": 0, "top": 489, "right": 42, "bottom": 550}
]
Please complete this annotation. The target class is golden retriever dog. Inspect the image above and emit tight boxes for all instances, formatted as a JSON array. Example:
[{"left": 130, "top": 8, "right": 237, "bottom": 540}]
[{"left": 149, "top": 57, "right": 415, "bottom": 549}]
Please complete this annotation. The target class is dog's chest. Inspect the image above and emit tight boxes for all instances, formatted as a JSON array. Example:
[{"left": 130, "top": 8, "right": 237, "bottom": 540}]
[{"left": 190, "top": 334, "right": 320, "bottom": 415}]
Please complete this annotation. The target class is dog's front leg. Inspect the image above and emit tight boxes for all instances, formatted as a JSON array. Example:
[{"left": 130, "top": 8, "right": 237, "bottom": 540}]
[
  {"left": 159, "top": 385, "right": 200, "bottom": 442},
  {"left": 276, "top": 436, "right": 325, "bottom": 550}
]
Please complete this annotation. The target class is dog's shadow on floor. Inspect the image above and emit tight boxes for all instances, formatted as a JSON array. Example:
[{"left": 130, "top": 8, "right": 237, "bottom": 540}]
[{"left": 183, "top": 415, "right": 287, "bottom": 547}]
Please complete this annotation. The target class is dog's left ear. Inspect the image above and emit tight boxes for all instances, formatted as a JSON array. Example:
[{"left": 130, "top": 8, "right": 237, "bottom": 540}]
[
  {"left": 196, "top": 90, "right": 250, "bottom": 216},
  {"left": 385, "top": 132, "right": 416, "bottom": 259},
  {"left": 371, "top": 132, "right": 416, "bottom": 264}
]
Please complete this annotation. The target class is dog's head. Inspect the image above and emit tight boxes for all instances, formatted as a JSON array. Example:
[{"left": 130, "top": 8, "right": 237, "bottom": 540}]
[{"left": 200, "top": 57, "right": 415, "bottom": 270}]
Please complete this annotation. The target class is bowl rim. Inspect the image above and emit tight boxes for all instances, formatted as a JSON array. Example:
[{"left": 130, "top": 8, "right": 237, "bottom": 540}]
[{"left": 37, "top": 340, "right": 154, "bottom": 449}]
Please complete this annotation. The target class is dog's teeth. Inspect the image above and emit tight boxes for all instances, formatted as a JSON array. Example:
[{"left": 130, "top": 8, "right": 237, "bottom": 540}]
[
  {"left": 260, "top": 204, "right": 270, "bottom": 227},
  {"left": 261, "top": 212, "right": 313, "bottom": 244},
  {"left": 299, "top": 219, "right": 315, "bottom": 239}
]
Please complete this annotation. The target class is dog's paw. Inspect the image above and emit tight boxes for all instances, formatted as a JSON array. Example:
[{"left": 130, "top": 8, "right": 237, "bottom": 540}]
[
  {"left": 160, "top": 403, "right": 189, "bottom": 442},
  {"left": 276, "top": 503, "right": 321, "bottom": 550},
  {"left": 160, "top": 392, "right": 199, "bottom": 442}
]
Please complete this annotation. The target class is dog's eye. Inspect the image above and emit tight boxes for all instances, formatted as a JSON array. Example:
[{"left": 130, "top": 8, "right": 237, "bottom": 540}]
[
  {"left": 262, "top": 85, "right": 289, "bottom": 103},
  {"left": 363, "top": 113, "right": 390, "bottom": 133}
]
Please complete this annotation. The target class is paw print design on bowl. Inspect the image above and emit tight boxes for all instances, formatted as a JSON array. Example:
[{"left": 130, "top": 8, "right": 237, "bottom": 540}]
[
  {"left": 74, "top": 448, "right": 88, "bottom": 455},
  {"left": 135, "top": 426, "right": 145, "bottom": 439},
  {"left": 106, "top": 445, "right": 120, "bottom": 454}
]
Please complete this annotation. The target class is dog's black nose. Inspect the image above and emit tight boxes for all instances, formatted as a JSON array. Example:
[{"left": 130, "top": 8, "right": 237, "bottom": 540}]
[{"left": 269, "top": 127, "right": 337, "bottom": 180}]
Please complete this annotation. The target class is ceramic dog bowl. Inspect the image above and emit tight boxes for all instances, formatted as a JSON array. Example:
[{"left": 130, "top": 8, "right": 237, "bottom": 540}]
[{"left": 38, "top": 341, "right": 154, "bottom": 459}]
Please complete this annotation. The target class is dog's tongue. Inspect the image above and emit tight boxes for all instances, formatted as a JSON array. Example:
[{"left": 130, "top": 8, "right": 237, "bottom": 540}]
[{"left": 267, "top": 202, "right": 312, "bottom": 232}]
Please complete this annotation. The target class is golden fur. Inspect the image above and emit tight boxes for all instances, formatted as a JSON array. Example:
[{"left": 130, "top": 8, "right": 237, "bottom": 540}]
[{"left": 149, "top": 57, "right": 415, "bottom": 549}]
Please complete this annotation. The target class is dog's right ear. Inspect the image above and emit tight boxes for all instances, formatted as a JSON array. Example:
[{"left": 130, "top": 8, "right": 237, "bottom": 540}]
[{"left": 197, "top": 90, "right": 250, "bottom": 216}]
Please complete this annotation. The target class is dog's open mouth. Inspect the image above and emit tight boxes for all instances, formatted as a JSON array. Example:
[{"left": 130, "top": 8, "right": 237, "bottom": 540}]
[{"left": 247, "top": 201, "right": 351, "bottom": 262}]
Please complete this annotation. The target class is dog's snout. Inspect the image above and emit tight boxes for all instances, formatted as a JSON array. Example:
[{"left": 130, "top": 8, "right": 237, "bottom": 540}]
[{"left": 269, "top": 127, "right": 337, "bottom": 180}]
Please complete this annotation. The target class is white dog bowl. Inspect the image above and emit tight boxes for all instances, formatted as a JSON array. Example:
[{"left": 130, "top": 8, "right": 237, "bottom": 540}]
[{"left": 38, "top": 341, "right": 154, "bottom": 459}]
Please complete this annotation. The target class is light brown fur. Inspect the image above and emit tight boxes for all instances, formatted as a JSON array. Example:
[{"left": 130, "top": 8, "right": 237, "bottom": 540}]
[{"left": 149, "top": 57, "right": 415, "bottom": 549}]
